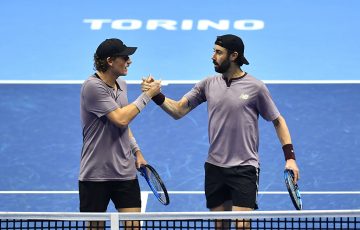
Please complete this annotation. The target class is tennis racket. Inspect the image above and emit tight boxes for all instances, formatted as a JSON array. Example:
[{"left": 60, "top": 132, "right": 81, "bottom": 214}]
[
  {"left": 284, "top": 169, "right": 302, "bottom": 210},
  {"left": 138, "top": 164, "right": 170, "bottom": 205}
]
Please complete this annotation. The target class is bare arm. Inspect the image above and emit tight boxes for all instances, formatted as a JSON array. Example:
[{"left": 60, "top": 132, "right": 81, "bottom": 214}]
[
  {"left": 141, "top": 77, "right": 192, "bottom": 119},
  {"left": 107, "top": 81, "right": 161, "bottom": 127},
  {"left": 273, "top": 115, "right": 300, "bottom": 183},
  {"left": 272, "top": 115, "right": 292, "bottom": 145},
  {"left": 106, "top": 104, "right": 140, "bottom": 127},
  {"left": 129, "top": 128, "right": 147, "bottom": 168},
  {"left": 159, "top": 96, "right": 192, "bottom": 120}
]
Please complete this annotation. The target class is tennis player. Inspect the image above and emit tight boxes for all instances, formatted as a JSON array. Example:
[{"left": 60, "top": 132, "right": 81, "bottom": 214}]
[
  {"left": 79, "top": 38, "right": 161, "bottom": 229},
  {"left": 142, "top": 34, "right": 300, "bottom": 229}
]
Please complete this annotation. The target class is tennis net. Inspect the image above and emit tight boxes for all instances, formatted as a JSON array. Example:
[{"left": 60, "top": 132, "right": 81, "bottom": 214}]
[{"left": 1, "top": 210, "right": 359, "bottom": 229}]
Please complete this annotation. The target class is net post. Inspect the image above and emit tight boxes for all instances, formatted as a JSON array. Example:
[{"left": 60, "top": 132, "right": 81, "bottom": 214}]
[{"left": 110, "top": 213, "right": 119, "bottom": 230}]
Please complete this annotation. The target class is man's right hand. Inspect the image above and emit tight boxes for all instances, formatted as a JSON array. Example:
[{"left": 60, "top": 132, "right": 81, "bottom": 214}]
[
  {"left": 143, "top": 76, "right": 161, "bottom": 98},
  {"left": 141, "top": 75, "right": 155, "bottom": 91}
]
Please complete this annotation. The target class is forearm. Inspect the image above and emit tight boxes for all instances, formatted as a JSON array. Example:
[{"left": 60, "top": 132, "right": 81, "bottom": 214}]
[
  {"left": 129, "top": 129, "right": 147, "bottom": 167},
  {"left": 106, "top": 104, "right": 139, "bottom": 127},
  {"left": 273, "top": 116, "right": 299, "bottom": 181},
  {"left": 273, "top": 115, "right": 292, "bottom": 145},
  {"left": 107, "top": 93, "right": 151, "bottom": 127},
  {"left": 129, "top": 129, "right": 144, "bottom": 157},
  {"left": 160, "top": 97, "right": 191, "bottom": 120},
  {"left": 142, "top": 77, "right": 191, "bottom": 118},
  {"left": 129, "top": 128, "right": 141, "bottom": 153},
  {"left": 273, "top": 115, "right": 297, "bottom": 161}
]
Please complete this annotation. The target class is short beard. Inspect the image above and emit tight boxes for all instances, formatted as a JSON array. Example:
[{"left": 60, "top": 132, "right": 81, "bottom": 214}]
[{"left": 214, "top": 58, "right": 231, "bottom": 73}]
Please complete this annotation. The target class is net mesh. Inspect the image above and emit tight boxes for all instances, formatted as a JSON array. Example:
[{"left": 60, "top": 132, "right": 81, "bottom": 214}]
[
  {"left": 0, "top": 210, "right": 359, "bottom": 230},
  {"left": 0, "top": 219, "right": 107, "bottom": 230}
]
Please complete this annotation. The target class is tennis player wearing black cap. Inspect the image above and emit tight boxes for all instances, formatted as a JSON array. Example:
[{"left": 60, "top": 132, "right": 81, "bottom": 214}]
[
  {"left": 79, "top": 38, "right": 161, "bottom": 227},
  {"left": 142, "top": 34, "right": 300, "bottom": 229}
]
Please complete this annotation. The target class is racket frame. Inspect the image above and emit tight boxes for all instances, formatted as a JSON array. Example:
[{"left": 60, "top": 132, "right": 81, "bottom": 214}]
[
  {"left": 284, "top": 169, "right": 302, "bottom": 210},
  {"left": 139, "top": 164, "right": 170, "bottom": 205}
]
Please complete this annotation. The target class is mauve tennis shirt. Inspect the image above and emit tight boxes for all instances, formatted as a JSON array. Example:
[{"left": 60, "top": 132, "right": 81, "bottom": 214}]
[
  {"left": 184, "top": 74, "right": 280, "bottom": 168},
  {"left": 79, "top": 75, "right": 136, "bottom": 181}
]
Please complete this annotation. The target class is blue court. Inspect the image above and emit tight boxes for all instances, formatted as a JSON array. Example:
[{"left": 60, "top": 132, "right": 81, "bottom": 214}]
[
  {"left": 0, "top": 83, "right": 359, "bottom": 212},
  {"left": 1, "top": 0, "right": 360, "bottom": 216}
]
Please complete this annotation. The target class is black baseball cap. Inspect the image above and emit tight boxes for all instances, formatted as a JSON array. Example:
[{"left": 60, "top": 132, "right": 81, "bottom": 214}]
[
  {"left": 95, "top": 38, "right": 137, "bottom": 59},
  {"left": 215, "top": 34, "right": 249, "bottom": 65}
]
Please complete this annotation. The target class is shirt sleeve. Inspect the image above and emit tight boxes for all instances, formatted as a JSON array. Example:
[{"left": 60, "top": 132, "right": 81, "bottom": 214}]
[
  {"left": 256, "top": 83, "right": 280, "bottom": 121},
  {"left": 183, "top": 78, "right": 208, "bottom": 109},
  {"left": 82, "top": 80, "right": 119, "bottom": 117}
]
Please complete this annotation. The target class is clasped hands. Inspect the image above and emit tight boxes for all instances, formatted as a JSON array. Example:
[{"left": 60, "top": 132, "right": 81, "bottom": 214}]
[{"left": 141, "top": 75, "right": 162, "bottom": 98}]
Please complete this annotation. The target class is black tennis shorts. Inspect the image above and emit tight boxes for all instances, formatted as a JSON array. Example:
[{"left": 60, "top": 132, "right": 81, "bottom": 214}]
[
  {"left": 79, "top": 179, "right": 141, "bottom": 212},
  {"left": 204, "top": 162, "right": 259, "bottom": 209}
]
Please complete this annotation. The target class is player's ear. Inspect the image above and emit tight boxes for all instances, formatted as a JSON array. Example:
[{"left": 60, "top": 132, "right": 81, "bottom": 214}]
[
  {"left": 230, "top": 51, "right": 239, "bottom": 61},
  {"left": 106, "top": 57, "right": 114, "bottom": 66}
]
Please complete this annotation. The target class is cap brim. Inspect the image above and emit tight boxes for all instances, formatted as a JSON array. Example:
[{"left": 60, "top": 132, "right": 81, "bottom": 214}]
[
  {"left": 242, "top": 56, "right": 249, "bottom": 65},
  {"left": 118, "top": 47, "right": 137, "bottom": 56}
]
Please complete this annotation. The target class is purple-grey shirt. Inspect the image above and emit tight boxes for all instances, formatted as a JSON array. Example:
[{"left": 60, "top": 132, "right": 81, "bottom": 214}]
[
  {"left": 184, "top": 74, "right": 280, "bottom": 168},
  {"left": 79, "top": 75, "right": 136, "bottom": 181}
]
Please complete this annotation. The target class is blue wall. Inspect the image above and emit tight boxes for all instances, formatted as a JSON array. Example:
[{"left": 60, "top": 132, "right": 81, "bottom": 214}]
[{"left": 1, "top": 0, "right": 359, "bottom": 80}]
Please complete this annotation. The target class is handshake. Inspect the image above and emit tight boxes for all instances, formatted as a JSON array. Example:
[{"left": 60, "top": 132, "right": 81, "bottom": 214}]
[{"left": 141, "top": 75, "right": 162, "bottom": 99}]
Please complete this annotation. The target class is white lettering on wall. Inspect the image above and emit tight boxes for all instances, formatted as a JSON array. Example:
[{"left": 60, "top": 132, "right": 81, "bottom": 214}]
[{"left": 83, "top": 19, "right": 265, "bottom": 31}]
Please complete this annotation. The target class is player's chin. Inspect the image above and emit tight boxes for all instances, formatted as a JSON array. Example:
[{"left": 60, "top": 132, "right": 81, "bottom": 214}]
[{"left": 120, "top": 69, "right": 128, "bottom": 76}]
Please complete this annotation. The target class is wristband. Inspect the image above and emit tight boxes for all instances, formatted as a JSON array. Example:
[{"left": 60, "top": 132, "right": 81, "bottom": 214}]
[
  {"left": 282, "top": 144, "right": 296, "bottom": 160},
  {"left": 129, "top": 136, "right": 140, "bottom": 154},
  {"left": 152, "top": 93, "right": 166, "bottom": 105},
  {"left": 133, "top": 93, "right": 151, "bottom": 112}
]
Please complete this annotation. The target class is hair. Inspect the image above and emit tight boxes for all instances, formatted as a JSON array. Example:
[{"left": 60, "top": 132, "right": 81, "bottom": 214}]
[{"left": 93, "top": 54, "right": 118, "bottom": 72}]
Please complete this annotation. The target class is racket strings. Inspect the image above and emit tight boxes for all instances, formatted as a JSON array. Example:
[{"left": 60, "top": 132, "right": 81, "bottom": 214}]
[
  {"left": 146, "top": 168, "right": 168, "bottom": 203},
  {"left": 285, "top": 171, "right": 302, "bottom": 210}
]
